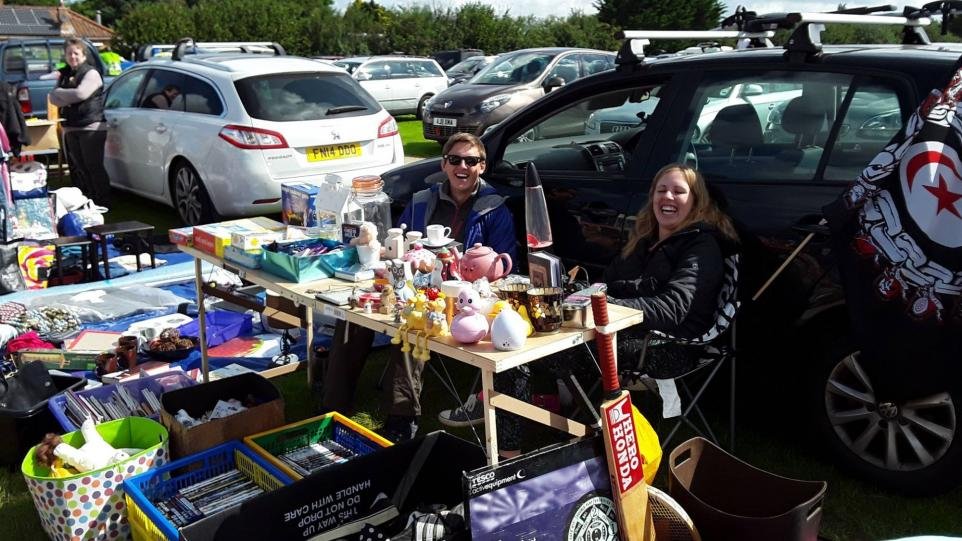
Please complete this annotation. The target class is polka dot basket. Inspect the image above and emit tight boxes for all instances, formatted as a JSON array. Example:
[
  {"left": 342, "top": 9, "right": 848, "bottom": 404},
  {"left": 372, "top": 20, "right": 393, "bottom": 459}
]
[{"left": 20, "top": 417, "right": 169, "bottom": 541}]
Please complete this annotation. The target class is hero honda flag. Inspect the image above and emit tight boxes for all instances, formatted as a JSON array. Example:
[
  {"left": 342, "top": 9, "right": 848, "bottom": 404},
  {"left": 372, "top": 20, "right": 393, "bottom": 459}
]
[{"left": 824, "top": 66, "right": 962, "bottom": 400}]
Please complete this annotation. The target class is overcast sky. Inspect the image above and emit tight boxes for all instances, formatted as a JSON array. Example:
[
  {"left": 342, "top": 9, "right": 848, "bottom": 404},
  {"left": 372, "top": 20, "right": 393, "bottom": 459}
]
[{"left": 331, "top": 1, "right": 900, "bottom": 19}]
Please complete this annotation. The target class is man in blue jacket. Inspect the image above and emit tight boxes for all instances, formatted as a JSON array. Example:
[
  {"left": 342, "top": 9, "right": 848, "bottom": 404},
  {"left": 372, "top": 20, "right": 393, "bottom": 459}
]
[{"left": 322, "top": 133, "right": 517, "bottom": 442}]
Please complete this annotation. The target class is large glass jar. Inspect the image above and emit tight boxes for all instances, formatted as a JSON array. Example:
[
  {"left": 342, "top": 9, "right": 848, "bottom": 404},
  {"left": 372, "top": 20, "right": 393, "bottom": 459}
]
[{"left": 345, "top": 175, "right": 392, "bottom": 243}]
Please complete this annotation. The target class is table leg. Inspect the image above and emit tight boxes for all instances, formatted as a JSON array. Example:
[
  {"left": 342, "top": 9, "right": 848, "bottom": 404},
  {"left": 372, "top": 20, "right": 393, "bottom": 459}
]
[
  {"left": 134, "top": 235, "right": 143, "bottom": 272},
  {"left": 194, "top": 258, "right": 209, "bottom": 382},
  {"left": 148, "top": 235, "right": 156, "bottom": 269},
  {"left": 304, "top": 305, "right": 315, "bottom": 387},
  {"left": 482, "top": 369, "right": 498, "bottom": 465},
  {"left": 99, "top": 236, "right": 110, "bottom": 279},
  {"left": 55, "top": 246, "right": 64, "bottom": 284}
]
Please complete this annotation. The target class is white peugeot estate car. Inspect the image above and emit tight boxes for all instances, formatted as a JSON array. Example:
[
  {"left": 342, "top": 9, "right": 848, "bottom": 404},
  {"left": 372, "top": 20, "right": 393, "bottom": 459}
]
[{"left": 103, "top": 47, "right": 403, "bottom": 225}]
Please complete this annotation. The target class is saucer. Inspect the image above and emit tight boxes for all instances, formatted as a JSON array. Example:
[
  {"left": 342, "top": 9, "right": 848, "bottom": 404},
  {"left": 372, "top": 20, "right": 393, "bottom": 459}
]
[{"left": 422, "top": 237, "right": 454, "bottom": 247}]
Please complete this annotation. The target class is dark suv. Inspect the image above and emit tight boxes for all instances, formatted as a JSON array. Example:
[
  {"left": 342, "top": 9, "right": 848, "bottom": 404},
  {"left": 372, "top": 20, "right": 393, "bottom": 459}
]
[{"left": 384, "top": 11, "right": 962, "bottom": 494}]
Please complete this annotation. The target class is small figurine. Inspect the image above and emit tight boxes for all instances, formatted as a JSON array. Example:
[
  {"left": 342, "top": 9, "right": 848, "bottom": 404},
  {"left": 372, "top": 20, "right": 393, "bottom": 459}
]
[
  {"left": 490, "top": 303, "right": 528, "bottom": 351},
  {"left": 489, "top": 300, "right": 533, "bottom": 337},
  {"left": 413, "top": 297, "right": 450, "bottom": 361},
  {"left": 351, "top": 221, "right": 381, "bottom": 269},
  {"left": 379, "top": 285, "right": 397, "bottom": 315},
  {"left": 436, "top": 247, "right": 462, "bottom": 281},
  {"left": 451, "top": 288, "right": 489, "bottom": 344},
  {"left": 383, "top": 226, "right": 406, "bottom": 260},
  {"left": 392, "top": 292, "right": 429, "bottom": 354}
]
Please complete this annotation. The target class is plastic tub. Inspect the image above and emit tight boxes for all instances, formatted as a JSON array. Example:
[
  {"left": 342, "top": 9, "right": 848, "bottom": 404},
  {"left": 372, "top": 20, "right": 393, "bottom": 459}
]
[
  {"left": 243, "top": 412, "right": 391, "bottom": 480},
  {"left": 21, "top": 417, "right": 169, "bottom": 540},
  {"left": 668, "top": 437, "right": 826, "bottom": 541},
  {"left": 0, "top": 373, "right": 85, "bottom": 468},
  {"left": 124, "top": 440, "right": 293, "bottom": 541},
  {"left": 49, "top": 371, "right": 196, "bottom": 432}
]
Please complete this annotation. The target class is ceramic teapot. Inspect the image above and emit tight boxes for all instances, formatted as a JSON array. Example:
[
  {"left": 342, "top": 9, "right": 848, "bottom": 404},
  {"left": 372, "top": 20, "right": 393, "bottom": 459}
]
[{"left": 459, "top": 243, "right": 512, "bottom": 283}]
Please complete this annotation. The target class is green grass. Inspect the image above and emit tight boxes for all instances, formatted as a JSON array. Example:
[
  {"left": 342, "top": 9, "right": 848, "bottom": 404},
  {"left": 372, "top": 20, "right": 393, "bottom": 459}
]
[{"left": 397, "top": 115, "right": 441, "bottom": 158}]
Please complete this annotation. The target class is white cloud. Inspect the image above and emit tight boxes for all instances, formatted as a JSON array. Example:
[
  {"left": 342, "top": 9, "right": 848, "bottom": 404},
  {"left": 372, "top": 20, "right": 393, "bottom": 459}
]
[{"left": 331, "top": 0, "right": 912, "bottom": 19}]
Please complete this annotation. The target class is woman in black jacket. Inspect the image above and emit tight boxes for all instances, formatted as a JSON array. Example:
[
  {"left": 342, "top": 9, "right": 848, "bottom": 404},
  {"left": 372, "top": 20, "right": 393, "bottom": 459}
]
[{"left": 606, "top": 162, "right": 739, "bottom": 377}]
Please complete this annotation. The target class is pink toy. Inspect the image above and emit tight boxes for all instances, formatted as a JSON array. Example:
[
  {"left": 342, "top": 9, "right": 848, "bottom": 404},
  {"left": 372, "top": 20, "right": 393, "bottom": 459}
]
[{"left": 451, "top": 288, "right": 488, "bottom": 344}]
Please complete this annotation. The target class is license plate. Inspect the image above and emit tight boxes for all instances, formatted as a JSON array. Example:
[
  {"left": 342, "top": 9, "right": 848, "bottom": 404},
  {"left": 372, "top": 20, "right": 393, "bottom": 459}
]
[
  {"left": 433, "top": 117, "right": 457, "bottom": 127},
  {"left": 306, "top": 143, "right": 361, "bottom": 162}
]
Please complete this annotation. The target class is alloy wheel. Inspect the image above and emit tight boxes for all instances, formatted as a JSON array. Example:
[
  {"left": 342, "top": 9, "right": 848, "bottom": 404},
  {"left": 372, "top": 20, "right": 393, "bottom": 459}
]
[
  {"left": 824, "top": 350, "right": 956, "bottom": 471},
  {"left": 174, "top": 164, "right": 204, "bottom": 225}
]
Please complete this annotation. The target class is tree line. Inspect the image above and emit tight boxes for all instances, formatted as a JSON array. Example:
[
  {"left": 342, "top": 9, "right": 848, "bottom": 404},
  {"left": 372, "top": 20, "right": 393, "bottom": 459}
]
[{"left": 9, "top": 0, "right": 960, "bottom": 58}]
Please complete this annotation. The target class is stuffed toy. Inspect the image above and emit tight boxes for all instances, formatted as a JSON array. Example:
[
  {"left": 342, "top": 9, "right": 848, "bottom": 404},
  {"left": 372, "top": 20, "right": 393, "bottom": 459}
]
[{"left": 35, "top": 419, "right": 132, "bottom": 475}]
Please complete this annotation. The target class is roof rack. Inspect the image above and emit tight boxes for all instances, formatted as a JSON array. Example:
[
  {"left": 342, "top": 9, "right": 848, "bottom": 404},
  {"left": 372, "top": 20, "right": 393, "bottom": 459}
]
[
  {"left": 910, "top": 1, "right": 962, "bottom": 35},
  {"left": 615, "top": 29, "right": 775, "bottom": 65},
  {"left": 171, "top": 38, "right": 286, "bottom": 61}
]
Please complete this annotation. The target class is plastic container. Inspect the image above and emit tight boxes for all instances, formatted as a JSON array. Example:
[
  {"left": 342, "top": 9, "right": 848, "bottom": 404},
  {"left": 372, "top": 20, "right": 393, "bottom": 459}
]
[
  {"left": 243, "top": 412, "right": 391, "bottom": 480},
  {"left": 49, "top": 371, "right": 197, "bottom": 432},
  {"left": 177, "top": 311, "right": 253, "bottom": 348},
  {"left": 21, "top": 417, "right": 169, "bottom": 541},
  {"left": 668, "top": 437, "right": 826, "bottom": 541},
  {"left": 124, "top": 440, "right": 293, "bottom": 541},
  {"left": 0, "top": 373, "right": 85, "bottom": 467},
  {"left": 346, "top": 175, "right": 392, "bottom": 244}
]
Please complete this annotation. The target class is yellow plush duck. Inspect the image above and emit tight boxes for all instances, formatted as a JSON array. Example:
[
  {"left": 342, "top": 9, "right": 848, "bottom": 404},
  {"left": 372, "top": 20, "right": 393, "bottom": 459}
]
[{"left": 489, "top": 300, "right": 534, "bottom": 336}]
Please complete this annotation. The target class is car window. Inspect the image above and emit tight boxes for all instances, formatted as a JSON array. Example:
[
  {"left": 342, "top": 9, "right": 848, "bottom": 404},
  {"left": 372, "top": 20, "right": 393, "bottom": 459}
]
[
  {"left": 139, "top": 69, "right": 189, "bottom": 111},
  {"left": 363, "top": 61, "right": 391, "bottom": 81},
  {"left": 104, "top": 70, "right": 147, "bottom": 109},
  {"left": 182, "top": 75, "right": 223, "bottom": 116},
  {"left": 388, "top": 61, "right": 414, "bottom": 79},
  {"left": 474, "top": 52, "right": 557, "bottom": 85},
  {"left": 414, "top": 61, "right": 443, "bottom": 78},
  {"left": 680, "top": 71, "right": 855, "bottom": 181},
  {"left": 546, "top": 55, "right": 580, "bottom": 84},
  {"left": 582, "top": 53, "right": 615, "bottom": 76},
  {"left": 2, "top": 43, "right": 96, "bottom": 81},
  {"left": 235, "top": 72, "right": 380, "bottom": 121},
  {"left": 503, "top": 85, "right": 665, "bottom": 173},
  {"left": 334, "top": 61, "right": 360, "bottom": 74},
  {"left": 823, "top": 82, "right": 904, "bottom": 181}
]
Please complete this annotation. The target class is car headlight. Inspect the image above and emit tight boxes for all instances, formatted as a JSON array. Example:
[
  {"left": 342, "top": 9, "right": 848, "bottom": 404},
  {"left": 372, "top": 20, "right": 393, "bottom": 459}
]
[{"left": 479, "top": 94, "right": 513, "bottom": 113}]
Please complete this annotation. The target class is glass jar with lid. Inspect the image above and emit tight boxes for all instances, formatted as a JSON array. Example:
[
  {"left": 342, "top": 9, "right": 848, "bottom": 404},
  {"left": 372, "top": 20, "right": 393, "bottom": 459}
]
[{"left": 345, "top": 175, "right": 392, "bottom": 243}]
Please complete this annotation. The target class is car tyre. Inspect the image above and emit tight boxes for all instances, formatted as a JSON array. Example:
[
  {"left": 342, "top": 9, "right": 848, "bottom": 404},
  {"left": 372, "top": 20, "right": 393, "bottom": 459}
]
[
  {"left": 416, "top": 94, "right": 432, "bottom": 120},
  {"left": 171, "top": 161, "right": 219, "bottom": 226},
  {"left": 812, "top": 337, "right": 962, "bottom": 495}
]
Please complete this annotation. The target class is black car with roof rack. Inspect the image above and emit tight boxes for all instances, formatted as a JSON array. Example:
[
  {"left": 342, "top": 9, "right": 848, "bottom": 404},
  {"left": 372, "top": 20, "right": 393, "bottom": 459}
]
[{"left": 382, "top": 5, "right": 962, "bottom": 494}]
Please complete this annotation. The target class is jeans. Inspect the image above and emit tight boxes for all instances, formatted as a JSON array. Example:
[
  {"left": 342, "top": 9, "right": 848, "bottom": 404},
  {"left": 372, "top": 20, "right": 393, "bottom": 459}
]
[{"left": 63, "top": 129, "right": 110, "bottom": 206}]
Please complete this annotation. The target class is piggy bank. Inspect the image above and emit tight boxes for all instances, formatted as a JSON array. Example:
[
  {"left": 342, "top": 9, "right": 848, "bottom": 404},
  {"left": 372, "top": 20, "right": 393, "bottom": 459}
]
[
  {"left": 451, "top": 288, "right": 488, "bottom": 344},
  {"left": 490, "top": 304, "right": 527, "bottom": 351}
]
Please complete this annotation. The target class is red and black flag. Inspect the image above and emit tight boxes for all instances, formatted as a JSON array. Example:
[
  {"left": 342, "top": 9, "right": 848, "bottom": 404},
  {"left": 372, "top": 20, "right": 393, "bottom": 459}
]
[{"left": 825, "top": 68, "right": 962, "bottom": 399}]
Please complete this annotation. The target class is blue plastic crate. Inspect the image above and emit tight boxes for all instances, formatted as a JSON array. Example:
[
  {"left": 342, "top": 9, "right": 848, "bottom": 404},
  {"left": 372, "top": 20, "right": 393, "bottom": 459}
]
[
  {"left": 124, "top": 440, "right": 293, "bottom": 541},
  {"left": 49, "top": 371, "right": 196, "bottom": 432}
]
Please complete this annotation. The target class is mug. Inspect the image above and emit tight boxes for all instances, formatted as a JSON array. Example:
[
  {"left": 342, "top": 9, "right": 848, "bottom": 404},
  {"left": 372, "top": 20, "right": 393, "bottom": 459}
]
[
  {"left": 526, "top": 287, "right": 563, "bottom": 334},
  {"left": 426, "top": 224, "right": 452, "bottom": 244},
  {"left": 356, "top": 245, "right": 379, "bottom": 267}
]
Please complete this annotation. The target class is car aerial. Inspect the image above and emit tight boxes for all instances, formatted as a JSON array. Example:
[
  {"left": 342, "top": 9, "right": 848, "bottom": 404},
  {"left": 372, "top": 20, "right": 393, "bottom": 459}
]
[
  {"left": 421, "top": 47, "right": 616, "bottom": 143},
  {"left": 383, "top": 9, "right": 962, "bottom": 495},
  {"left": 102, "top": 39, "right": 403, "bottom": 225},
  {"left": 445, "top": 55, "right": 497, "bottom": 86},
  {"left": 333, "top": 56, "right": 448, "bottom": 118}
]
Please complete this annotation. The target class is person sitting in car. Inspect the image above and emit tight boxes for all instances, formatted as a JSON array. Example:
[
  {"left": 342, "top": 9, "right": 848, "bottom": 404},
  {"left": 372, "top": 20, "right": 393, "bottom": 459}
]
[{"left": 144, "top": 85, "right": 180, "bottom": 109}]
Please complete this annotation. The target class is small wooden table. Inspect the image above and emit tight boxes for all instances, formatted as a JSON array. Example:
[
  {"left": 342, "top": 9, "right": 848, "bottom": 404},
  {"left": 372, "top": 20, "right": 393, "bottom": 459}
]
[
  {"left": 49, "top": 235, "right": 93, "bottom": 283},
  {"left": 85, "top": 221, "right": 156, "bottom": 279}
]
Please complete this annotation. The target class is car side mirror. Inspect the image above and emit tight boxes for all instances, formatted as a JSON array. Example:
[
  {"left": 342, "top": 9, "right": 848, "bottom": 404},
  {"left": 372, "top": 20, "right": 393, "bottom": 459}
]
[
  {"left": 742, "top": 84, "right": 765, "bottom": 97},
  {"left": 356, "top": 71, "right": 372, "bottom": 81},
  {"left": 543, "top": 76, "right": 565, "bottom": 91}
]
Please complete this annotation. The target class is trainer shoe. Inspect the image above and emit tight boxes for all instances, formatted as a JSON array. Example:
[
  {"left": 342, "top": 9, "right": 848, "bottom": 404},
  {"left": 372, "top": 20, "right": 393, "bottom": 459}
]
[{"left": 438, "top": 394, "right": 484, "bottom": 427}]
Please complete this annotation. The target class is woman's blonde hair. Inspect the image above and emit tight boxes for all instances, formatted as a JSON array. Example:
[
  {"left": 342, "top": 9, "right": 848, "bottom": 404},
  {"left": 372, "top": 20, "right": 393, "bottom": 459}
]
[{"left": 621, "top": 163, "right": 737, "bottom": 258}]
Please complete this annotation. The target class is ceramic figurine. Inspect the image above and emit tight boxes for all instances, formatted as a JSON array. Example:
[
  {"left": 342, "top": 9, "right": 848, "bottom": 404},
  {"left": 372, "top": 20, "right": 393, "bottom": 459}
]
[
  {"left": 404, "top": 242, "right": 436, "bottom": 274},
  {"left": 351, "top": 221, "right": 381, "bottom": 268},
  {"left": 436, "top": 247, "right": 462, "bottom": 281},
  {"left": 459, "top": 243, "right": 512, "bottom": 283},
  {"left": 490, "top": 303, "right": 528, "bottom": 351},
  {"left": 451, "top": 288, "right": 488, "bottom": 344},
  {"left": 383, "top": 226, "right": 406, "bottom": 260}
]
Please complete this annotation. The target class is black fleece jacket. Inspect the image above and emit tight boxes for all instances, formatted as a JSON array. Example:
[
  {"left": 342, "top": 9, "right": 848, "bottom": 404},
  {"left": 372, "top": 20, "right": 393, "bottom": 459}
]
[{"left": 604, "top": 222, "right": 736, "bottom": 340}]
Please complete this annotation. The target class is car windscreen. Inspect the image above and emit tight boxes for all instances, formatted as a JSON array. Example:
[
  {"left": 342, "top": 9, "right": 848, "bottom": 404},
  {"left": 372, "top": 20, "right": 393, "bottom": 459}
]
[
  {"left": 472, "top": 52, "right": 557, "bottom": 85},
  {"left": 333, "top": 61, "right": 361, "bottom": 74},
  {"left": 234, "top": 72, "right": 380, "bottom": 121}
]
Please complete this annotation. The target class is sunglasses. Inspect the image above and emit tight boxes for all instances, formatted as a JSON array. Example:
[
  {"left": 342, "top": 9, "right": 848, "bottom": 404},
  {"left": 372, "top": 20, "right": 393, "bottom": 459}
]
[{"left": 443, "top": 154, "right": 485, "bottom": 167}]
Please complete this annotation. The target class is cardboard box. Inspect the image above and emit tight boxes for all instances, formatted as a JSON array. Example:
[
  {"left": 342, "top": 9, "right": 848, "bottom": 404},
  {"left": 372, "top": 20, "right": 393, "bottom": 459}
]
[
  {"left": 231, "top": 230, "right": 281, "bottom": 251},
  {"left": 199, "top": 431, "right": 486, "bottom": 541},
  {"left": 223, "top": 245, "right": 263, "bottom": 269},
  {"left": 160, "top": 372, "right": 285, "bottom": 459},
  {"left": 194, "top": 218, "right": 286, "bottom": 257},
  {"left": 169, "top": 226, "right": 194, "bottom": 246},
  {"left": 281, "top": 182, "right": 320, "bottom": 227}
]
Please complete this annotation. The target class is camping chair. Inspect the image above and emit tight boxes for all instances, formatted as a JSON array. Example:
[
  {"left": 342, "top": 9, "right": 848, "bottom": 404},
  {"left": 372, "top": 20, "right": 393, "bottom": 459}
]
[{"left": 623, "top": 253, "right": 740, "bottom": 452}]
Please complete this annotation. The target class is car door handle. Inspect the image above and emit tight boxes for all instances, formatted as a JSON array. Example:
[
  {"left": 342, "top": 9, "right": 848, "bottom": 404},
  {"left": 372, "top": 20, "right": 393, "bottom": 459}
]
[{"left": 155, "top": 124, "right": 168, "bottom": 134}]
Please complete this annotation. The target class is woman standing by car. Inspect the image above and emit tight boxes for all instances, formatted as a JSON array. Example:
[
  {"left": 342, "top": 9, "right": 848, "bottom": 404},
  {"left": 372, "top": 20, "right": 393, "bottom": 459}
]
[{"left": 49, "top": 38, "right": 111, "bottom": 206}]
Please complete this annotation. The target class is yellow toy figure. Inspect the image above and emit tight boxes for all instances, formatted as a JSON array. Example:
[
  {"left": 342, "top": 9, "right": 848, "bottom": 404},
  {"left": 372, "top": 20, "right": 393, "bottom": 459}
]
[
  {"left": 489, "top": 300, "right": 534, "bottom": 336},
  {"left": 392, "top": 291, "right": 429, "bottom": 353},
  {"left": 414, "top": 297, "right": 450, "bottom": 361}
]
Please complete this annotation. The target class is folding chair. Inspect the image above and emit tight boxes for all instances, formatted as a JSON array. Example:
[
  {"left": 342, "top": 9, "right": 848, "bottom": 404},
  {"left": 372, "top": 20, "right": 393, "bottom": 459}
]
[{"left": 623, "top": 253, "right": 739, "bottom": 452}]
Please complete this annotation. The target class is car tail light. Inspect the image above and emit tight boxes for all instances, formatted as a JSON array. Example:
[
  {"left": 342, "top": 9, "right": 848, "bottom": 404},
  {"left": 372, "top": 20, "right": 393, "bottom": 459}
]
[
  {"left": 17, "top": 86, "right": 30, "bottom": 115},
  {"left": 218, "top": 125, "right": 288, "bottom": 149},
  {"left": 378, "top": 116, "right": 398, "bottom": 138}
]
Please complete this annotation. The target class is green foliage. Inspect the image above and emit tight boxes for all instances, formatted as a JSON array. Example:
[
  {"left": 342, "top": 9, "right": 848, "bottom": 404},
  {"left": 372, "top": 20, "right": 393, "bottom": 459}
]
[
  {"left": 73, "top": 0, "right": 144, "bottom": 29},
  {"left": 191, "top": 0, "right": 312, "bottom": 55},
  {"left": 113, "top": 0, "right": 195, "bottom": 57},
  {"left": 593, "top": 0, "right": 724, "bottom": 33}
]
